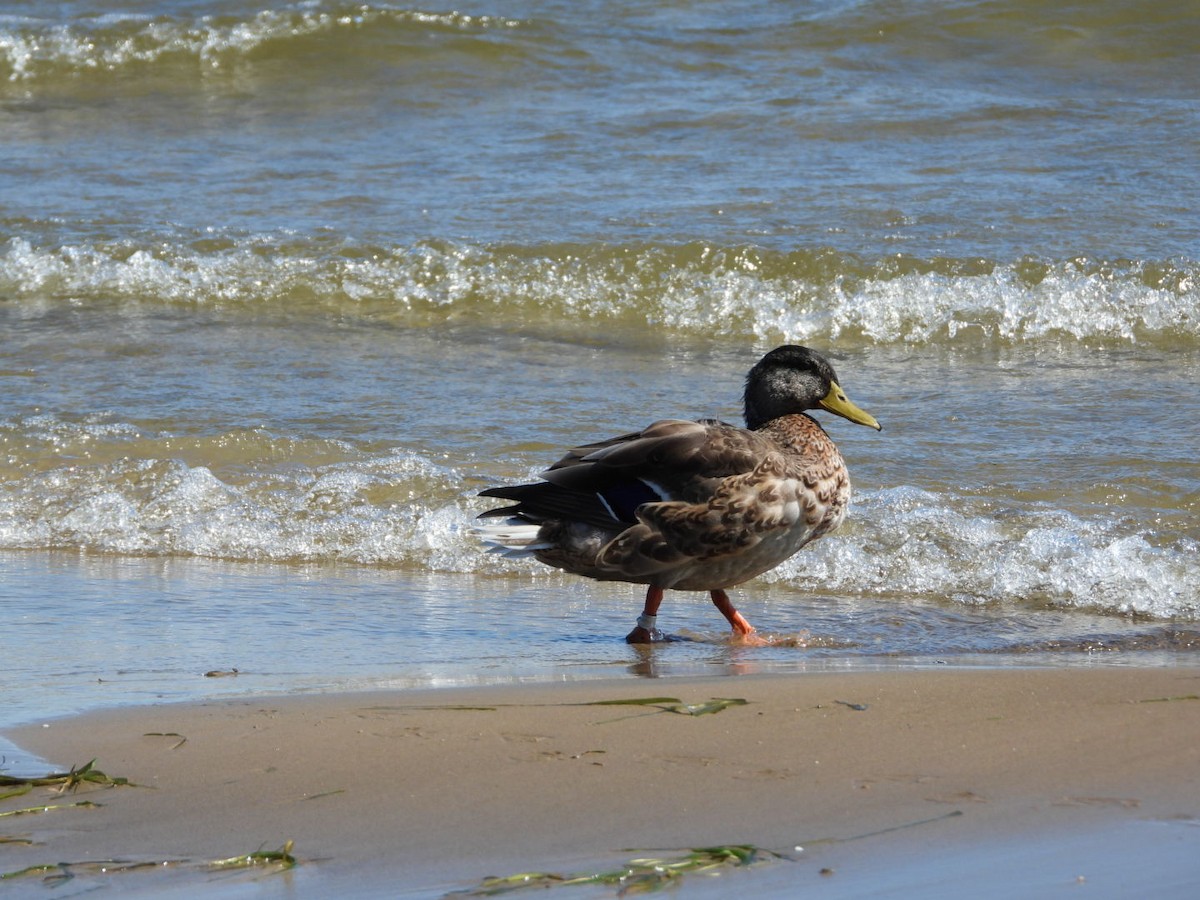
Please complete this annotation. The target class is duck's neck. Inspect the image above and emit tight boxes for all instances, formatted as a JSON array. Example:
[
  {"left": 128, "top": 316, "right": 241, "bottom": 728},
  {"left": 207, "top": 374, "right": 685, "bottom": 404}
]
[
  {"left": 743, "top": 398, "right": 780, "bottom": 432},
  {"left": 754, "top": 413, "right": 829, "bottom": 451},
  {"left": 744, "top": 399, "right": 820, "bottom": 433}
]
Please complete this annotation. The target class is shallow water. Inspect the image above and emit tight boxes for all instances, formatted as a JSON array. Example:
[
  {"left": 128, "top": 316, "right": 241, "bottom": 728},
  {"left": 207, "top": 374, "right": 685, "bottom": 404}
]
[
  {"left": 3, "top": 0, "right": 1200, "bottom": 734},
  {"left": 3, "top": 551, "right": 1198, "bottom": 738}
]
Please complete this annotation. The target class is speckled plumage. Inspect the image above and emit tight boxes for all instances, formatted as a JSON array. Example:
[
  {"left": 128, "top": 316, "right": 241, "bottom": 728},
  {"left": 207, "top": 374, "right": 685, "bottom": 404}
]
[{"left": 477, "top": 345, "right": 880, "bottom": 641}]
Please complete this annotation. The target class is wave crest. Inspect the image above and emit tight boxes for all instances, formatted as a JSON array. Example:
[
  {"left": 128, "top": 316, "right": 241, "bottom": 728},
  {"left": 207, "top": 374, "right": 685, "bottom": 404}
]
[
  {"left": 0, "top": 4, "right": 523, "bottom": 82},
  {"left": 764, "top": 487, "right": 1200, "bottom": 621},
  {"left": 0, "top": 415, "right": 472, "bottom": 567},
  {"left": 3, "top": 236, "right": 1197, "bottom": 348},
  {"left": 1, "top": 416, "right": 1196, "bottom": 620}
]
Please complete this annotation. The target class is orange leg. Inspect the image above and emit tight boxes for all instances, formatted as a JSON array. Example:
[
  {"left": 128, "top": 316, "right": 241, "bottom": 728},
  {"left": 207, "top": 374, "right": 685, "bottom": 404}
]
[
  {"left": 710, "top": 589, "right": 756, "bottom": 636},
  {"left": 625, "top": 585, "right": 664, "bottom": 643},
  {"left": 641, "top": 585, "right": 664, "bottom": 618}
]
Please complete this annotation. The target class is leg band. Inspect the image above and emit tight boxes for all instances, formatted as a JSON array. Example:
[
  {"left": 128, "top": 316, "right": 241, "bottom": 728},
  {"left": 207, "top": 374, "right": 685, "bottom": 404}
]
[{"left": 636, "top": 615, "right": 657, "bottom": 631}]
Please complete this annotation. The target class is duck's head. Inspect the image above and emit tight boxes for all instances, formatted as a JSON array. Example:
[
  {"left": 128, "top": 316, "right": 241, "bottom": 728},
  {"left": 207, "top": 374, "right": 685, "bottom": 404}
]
[{"left": 743, "top": 345, "right": 881, "bottom": 432}]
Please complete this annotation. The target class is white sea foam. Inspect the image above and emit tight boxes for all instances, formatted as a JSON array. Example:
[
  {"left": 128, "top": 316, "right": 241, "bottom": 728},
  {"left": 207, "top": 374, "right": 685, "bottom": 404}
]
[
  {"left": 3, "top": 237, "right": 1197, "bottom": 348},
  {"left": 1, "top": 415, "right": 1195, "bottom": 620},
  {"left": 839, "top": 263, "right": 1198, "bottom": 344},
  {"left": 766, "top": 487, "right": 1200, "bottom": 620}
]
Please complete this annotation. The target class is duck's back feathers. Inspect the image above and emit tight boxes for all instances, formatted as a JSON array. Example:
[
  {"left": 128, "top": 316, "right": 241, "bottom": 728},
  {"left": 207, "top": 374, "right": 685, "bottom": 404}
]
[{"left": 481, "top": 417, "right": 777, "bottom": 526}]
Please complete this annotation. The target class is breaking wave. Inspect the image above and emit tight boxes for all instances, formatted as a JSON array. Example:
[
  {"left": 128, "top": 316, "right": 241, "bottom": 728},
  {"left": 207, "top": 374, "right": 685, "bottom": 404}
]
[
  {"left": 3, "top": 235, "right": 1197, "bottom": 348},
  {"left": 0, "top": 3, "right": 524, "bottom": 83},
  {"left": 1, "top": 414, "right": 1196, "bottom": 621}
]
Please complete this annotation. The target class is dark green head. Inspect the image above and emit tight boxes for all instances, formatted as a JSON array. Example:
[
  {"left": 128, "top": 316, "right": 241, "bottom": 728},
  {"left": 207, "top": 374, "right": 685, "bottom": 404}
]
[{"left": 743, "top": 345, "right": 881, "bottom": 432}]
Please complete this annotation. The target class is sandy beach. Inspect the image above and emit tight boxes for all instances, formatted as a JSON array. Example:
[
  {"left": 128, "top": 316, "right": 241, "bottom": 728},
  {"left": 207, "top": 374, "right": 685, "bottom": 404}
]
[{"left": 4, "top": 666, "right": 1199, "bottom": 896}]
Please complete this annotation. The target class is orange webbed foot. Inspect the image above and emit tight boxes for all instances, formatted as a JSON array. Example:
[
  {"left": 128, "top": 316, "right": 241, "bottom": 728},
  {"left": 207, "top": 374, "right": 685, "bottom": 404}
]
[{"left": 727, "top": 610, "right": 770, "bottom": 646}]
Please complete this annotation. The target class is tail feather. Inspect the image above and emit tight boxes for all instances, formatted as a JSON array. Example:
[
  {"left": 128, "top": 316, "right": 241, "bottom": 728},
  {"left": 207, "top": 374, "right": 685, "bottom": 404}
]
[
  {"left": 473, "top": 518, "right": 552, "bottom": 557},
  {"left": 478, "top": 481, "right": 622, "bottom": 529}
]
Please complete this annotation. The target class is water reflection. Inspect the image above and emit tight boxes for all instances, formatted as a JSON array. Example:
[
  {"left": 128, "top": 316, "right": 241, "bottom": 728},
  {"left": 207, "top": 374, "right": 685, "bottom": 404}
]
[{"left": 3, "top": 552, "right": 1198, "bottom": 733}]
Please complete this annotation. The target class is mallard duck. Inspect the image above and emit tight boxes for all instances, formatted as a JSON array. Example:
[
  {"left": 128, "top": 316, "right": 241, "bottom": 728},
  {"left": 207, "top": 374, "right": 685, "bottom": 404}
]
[{"left": 477, "top": 345, "right": 881, "bottom": 643}]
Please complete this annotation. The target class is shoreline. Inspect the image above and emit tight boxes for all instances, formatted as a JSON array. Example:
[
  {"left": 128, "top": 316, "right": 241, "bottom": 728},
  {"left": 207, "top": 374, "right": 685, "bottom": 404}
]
[{"left": 4, "top": 667, "right": 1199, "bottom": 896}]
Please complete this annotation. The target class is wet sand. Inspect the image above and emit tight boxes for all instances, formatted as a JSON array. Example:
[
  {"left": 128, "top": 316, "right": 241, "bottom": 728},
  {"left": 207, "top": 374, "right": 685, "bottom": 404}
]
[{"left": 4, "top": 667, "right": 1200, "bottom": 896}]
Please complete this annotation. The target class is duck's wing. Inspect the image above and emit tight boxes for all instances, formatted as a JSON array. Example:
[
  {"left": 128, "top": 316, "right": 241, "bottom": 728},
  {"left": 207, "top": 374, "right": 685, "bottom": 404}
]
[
  {"left": 543, "top": 418, "right": 771, "bottom": 491},
  {"left": 479, "top": 419, "right": 773, "bottom": 531},
  {"left": 546, "top": 419, "right": 797, "bottom": 581}
]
